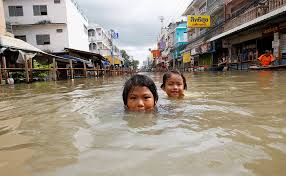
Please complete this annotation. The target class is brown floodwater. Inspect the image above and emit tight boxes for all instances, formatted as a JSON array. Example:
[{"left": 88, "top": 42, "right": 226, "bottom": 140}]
[{"left": 0, "top": 71, "right": 286, "bottom": 176}]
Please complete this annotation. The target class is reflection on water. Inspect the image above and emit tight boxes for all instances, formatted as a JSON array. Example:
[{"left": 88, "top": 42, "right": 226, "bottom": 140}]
[{"left": 0, "top": 71, "right": 286, "bottom": 176}]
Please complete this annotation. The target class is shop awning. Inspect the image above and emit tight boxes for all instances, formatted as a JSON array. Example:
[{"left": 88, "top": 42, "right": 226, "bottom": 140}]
[
  {"left": 62, "top": 54, "right": 92, "bottom": 65},
  {"left": 209, "top": 5, "right": 286, "bottom": 42},
  {"left": 64, "top": 47, "right": 106, "bottom": 61}
]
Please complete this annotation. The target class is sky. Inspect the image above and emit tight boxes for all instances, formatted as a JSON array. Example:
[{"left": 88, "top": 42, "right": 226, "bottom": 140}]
[{"left": 79, "top": 0, "right": 192, "bottom": 66}]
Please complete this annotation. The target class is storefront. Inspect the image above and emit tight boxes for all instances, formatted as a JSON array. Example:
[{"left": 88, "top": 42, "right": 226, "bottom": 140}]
[{"left": 199, "top": 42, "right": 214, "bottom": 68}]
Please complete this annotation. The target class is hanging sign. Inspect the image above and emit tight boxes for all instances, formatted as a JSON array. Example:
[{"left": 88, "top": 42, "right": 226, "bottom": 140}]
[{"left": 187, "top": 15, "right": 211, "bottom": 28}]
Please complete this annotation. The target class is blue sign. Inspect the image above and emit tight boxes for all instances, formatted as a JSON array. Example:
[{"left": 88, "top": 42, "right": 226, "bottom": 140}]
[{"left": 112, "top": 32, "right": 119, "bottom": 39}]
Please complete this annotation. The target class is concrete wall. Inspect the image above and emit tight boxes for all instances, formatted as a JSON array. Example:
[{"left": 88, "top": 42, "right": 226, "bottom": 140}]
[
  {"left": 4, "top": 0, "right": 67, "bottom": 25},
  {"left": 65, "top": 0, "right": 89, "bottom": 51},
  {"left": 0, "top": 0, "right": 5, "bottom": 35},
  {"left": 3, "top": 0, "right": 88, "bottom": 52},
  {"left": 13, "top": 24, "right": 68, "bottom": 52}
]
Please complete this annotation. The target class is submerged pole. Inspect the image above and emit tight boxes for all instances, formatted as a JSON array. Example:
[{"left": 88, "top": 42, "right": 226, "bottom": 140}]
[
  {"left": 52, "top": 58, "right": 57, "bottom": 81},
  {"left": 24, "top": 55, "right": 29, "bottom": 83},
  {"left": 69, "top": 59, "right": 74, "bottom": 79}
]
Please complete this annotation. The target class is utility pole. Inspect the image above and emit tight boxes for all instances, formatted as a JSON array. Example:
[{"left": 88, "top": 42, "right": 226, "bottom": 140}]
[{"left": 159, "top": 16, "right": 164, "bottom": 30}]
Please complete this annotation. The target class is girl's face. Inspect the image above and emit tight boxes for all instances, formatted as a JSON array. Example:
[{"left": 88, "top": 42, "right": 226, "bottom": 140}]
[
  {"left": 127, "top": 86, "right": 155, "bottom": 111},
  {"left": 162, "top": 74, "right": 184, "bottom": 98}
]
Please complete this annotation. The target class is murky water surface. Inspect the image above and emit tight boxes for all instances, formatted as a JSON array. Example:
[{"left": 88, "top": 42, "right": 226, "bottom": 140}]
[{"left": 0, "top": 71, "right": 286, "bottom": 176}]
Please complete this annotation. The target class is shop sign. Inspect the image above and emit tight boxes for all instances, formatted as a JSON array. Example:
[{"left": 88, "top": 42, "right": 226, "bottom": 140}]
[
  {"left": 187, "top": 15, "right": 211, "bottom": 28},
  {"left": 272, "top": 40, "right": 280, "bottom": 48},
  {"left": 201, "top": 44, "right": 208, "bottom": 53},
  {"left": 263, "top": 26, "right": 278, "bottom": 34},
  {"left": 191, "top": 47, "right": 201, "bottom": 55},
  {"left": 200, "top": 43, "right": 213, "bottom": 53},
  {"left": 183, "top": 52, "right": 191, "bottom": 63}
]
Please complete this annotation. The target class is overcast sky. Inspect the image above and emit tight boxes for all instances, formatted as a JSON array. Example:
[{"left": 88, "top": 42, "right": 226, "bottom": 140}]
[{"left": 79, "top": 0, "right": 192, "bottom": 65}]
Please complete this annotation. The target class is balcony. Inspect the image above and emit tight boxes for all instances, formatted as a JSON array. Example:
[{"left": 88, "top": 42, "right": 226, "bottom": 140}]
[
  {"left": 207, "top": 0, "right": 224, "bottom": 15},
  {"left": 224, "top": 0, "right": 286, "bottom": 31}
]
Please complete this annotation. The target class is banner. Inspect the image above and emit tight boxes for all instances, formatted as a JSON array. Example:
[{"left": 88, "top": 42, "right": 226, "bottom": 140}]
[{"left": 188, "top": 15, "right": 211, "bottom": 28}]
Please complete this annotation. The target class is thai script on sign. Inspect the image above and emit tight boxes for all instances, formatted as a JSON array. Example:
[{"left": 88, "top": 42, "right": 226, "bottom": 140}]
[{"left": 187, "top": 15, "right": 211, "bottom": 28}]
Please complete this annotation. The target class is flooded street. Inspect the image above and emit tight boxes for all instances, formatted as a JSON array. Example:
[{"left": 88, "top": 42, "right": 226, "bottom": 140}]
[{"left": 0, "top": 71, "right": 286, "bottom": 176}]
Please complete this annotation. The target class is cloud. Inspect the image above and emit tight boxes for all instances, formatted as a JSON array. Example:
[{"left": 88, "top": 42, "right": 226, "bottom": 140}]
[{"left": 79, "top": 0, "right": 192, "bottom": 66}]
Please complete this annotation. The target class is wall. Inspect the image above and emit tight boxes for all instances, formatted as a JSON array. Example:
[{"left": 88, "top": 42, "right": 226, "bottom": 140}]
[
  {"left": 65, "top": 0, "right": 89, "bottom": 51},
  {"left": 0, "top": 0, "right": 5, "bottom": 35},
  {"left": 13, "top": 24, "right": 68, "bottom": 52},
  {"left": 4, "top": 0, "right": 67, "bottom": 25}
]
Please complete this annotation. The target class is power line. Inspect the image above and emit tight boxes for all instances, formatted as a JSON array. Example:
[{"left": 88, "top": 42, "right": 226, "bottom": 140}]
[{"left": 165, "top": 0, "right": 192, "bottom": 25}]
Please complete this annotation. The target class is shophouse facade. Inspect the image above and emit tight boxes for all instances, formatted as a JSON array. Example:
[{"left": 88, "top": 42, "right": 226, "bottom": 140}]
[
  {"left": 209, "top": 0, "right": 286, "bottom": 70},
  {"left": 183, "top": 0, "right": 224, "bottom": 69}
]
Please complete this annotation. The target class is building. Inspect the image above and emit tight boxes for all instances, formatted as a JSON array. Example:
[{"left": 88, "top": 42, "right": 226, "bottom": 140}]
[
  {"left": 209, "top": 0, "right": 286, "bottom": 69},
  {"left": 88, "top": 23, "right": 122, "bottom": 66},
  {"left": 183, "top": 0, "right": 224, "bottom": 69},
  {"left": 88, "top": 23, "right": 112, "bottom": 56},
  {"left": 0, "top": 0, "right": 5, "bottom": 35},
  {"left": 3, "top": 0, "right": 89, "bottom": 53}
]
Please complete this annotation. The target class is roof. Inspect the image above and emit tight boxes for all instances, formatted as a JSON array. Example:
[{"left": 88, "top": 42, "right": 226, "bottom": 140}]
[
  {"left": 0, "top": 35, "right": 42, "bottom": 53},
  {"left": 62, "top": 54, "right": 92, "bottom": 64},
  {"left": 64, "top": 47, "right": 106, "bottom": 61},
  {"left": 209, "top": 5, "right": 286, "bottom": 42},
  {"left": 0, "top": 35, "right": 72, "bottom": 63}
]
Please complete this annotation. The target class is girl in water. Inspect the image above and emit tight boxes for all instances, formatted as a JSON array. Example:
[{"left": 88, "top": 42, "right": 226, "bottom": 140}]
[
  {"left": 161, "top": 70, "right": 187, "bottom": 99},
  {"left": 123, "top": 74, "right": 158, "bottom": 112}
]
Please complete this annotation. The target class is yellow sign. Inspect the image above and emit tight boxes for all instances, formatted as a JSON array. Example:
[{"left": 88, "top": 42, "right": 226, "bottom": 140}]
[
  {"left": 105, "top": 56, "right": 122, "bottom": 65},
  {"left": 187, "top": 15, "right": 211, "bottom": 28},
  {"left": 183, "top": 52, "right": 191, "bottom": 63}
]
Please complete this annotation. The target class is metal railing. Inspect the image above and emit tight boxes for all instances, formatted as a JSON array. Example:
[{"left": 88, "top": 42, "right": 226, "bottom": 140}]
[
  {"left": 207, "top": 0, "right": 224, "bottom": 15},
  {"left": 224, "top": 0, "right": 286, "bottom": 31}
]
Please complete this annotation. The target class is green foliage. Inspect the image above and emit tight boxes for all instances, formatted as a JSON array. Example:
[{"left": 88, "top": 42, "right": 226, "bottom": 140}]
[
  {"left": 131, "top": 60, "right": 140, "bottom": 70},
  {"left": 120, "top": 49, "right": 140, "bottom": 69},
  {"left": 33, "top": 72, "right": 48, "bottom": 79},
  {"left": 34, "top": 60, "right": 51, "bottom": 69},
  {"left": 120, "top": 50, "right": 131, "bottom": 67}
]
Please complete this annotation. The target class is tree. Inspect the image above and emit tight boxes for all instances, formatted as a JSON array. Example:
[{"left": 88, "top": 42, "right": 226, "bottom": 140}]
[
  {"left": 131, "top": 59, "right": 140, "bottom": 70},
  {"left": 120, "top": 50, "right": 131, "bottom": 67}
]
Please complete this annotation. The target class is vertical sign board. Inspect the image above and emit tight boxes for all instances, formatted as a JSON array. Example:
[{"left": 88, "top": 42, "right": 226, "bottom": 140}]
[
  {"left": 188, "top": 15, "right": 211, "bottom": 28},
  {"left": 183, "top": 52, "right": 191, "bottom": 63}
]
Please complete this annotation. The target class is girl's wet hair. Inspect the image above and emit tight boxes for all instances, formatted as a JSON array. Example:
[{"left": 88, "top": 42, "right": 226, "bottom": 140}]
[
  {"left": 122, "top": 74, "right": 158, "bottom": 105},
  {"left": 161, "top": 70, "right": 187, "bottom": 90}
]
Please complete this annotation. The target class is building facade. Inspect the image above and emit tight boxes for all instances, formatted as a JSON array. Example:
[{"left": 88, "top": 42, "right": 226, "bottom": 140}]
[
  {"left": 183, "top": 0, "right": 224, "bottom": 69},
  {"left": 3, "top": 0, "right": 89, "bottom": 52},
  {"left": 88, "top": 24, "right": 112, "bottom": 56},
  {"left": 0, "top": 0, "right": 5, "bottom": 35},
  {"left": 88, "top": 24, "right": 122, "bottom": 66}
]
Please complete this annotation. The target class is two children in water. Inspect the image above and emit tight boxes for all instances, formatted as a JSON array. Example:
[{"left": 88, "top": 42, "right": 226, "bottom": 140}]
[{"left": 122, "top": 70, "right": 187, "bottom": 111}]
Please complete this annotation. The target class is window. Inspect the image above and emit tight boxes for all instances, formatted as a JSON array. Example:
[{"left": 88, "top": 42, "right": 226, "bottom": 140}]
[
  {"left": 89, "top": 43, "right": 97, "bottom": 51},
  {"left": 88, "top": 29, "right": 95, "bottom": 36},
  {"left": 36, "top": 35, "right": 50, "bottom": 45},
  {"left": 33, "top": 5, "right": 48, "bottom": 16},
  {"left": 54, "top": 0, "right": 61, "bottom": 3},
  {"left": 8, "top": 6, "right": 23, "bottom": 17},
  {"left": 56, "top": 29, "right": 63, "bottom": 33},
  {"left": 15, "top": 35, "right": 27, "bottom": 42}
]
